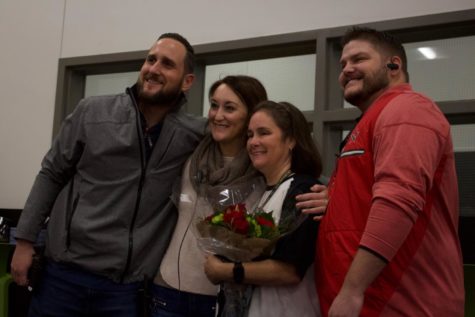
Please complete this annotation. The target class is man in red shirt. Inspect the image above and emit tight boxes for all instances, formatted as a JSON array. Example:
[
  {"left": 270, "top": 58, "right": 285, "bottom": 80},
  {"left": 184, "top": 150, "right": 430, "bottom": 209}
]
[{"left": 315, "top": 27, "right": 465, "bottom": 316}]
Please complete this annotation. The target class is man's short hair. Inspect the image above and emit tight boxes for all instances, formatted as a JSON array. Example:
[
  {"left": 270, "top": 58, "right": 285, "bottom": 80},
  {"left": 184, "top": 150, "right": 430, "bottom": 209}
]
[
  {"left": 158, "top": 33, "right": 195, "bottom": 74},
  {"left": 341, "top": 27, "right": 409, "bottom": 81}
]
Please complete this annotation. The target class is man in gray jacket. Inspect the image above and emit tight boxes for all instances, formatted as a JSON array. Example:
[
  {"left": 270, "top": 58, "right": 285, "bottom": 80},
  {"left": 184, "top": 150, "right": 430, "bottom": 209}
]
[{"left": 10, "top": 33, "right": 205, "bottom": 316}]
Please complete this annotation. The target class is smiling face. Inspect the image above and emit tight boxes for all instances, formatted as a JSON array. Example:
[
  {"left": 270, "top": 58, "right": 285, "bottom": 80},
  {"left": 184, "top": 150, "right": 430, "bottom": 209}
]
[
  {"left": 137, "top": 38, "right": 194, "bottom": 106},
  {"left": 208, "top": 84, "right": 249, "bottom": 156},
  {"left": 247, "top": 110, "right": 295, "bottom": 184},
  {"left": 338, "top": 39, "right": 390, "bottom": 112}
]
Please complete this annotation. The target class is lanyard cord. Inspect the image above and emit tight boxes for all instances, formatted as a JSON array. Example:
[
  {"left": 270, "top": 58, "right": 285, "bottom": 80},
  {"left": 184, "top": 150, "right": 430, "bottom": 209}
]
[{"left": 256, "top": 170, "right": 295, "bottom": 211}]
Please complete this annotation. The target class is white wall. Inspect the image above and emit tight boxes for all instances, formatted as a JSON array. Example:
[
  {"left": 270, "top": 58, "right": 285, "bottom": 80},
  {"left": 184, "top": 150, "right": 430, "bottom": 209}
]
[
  {"left": 1, "top": 0, "right": 474, "bottom": 209},
  {"left": 0, "top": 0, "right": 65, "bottom": 209},
  {"left": 60, "top": 0, "right": 475, "bottom": 57}
]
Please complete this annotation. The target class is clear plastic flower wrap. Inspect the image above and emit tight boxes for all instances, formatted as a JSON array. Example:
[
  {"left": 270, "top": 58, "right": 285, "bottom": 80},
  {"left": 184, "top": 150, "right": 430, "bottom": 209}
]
[
  {"left": 192, "top": 174, "right": 309, "bottom": 262},
  {"left": 192, "top": 174, "right": 313, "bottom": 317},
  {"left": 192, "top": 177, "right": 269, "bottom": 262}
]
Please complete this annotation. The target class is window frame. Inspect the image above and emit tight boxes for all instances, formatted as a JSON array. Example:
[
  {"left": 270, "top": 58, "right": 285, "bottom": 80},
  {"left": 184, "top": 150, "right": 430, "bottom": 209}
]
[
  {"left": 55, "top": 9, "right": 475, "bottom": 174},
  {"left": 54, "top": 9, "right": 475, "bottom": 264}
]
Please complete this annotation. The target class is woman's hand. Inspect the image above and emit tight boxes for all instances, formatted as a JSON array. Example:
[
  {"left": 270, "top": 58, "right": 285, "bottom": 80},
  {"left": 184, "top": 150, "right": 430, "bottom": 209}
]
[
  {"left": 295, "top": 184, "right": 328, "bottom": 221},
  {"left": 204, "top": 255, "right": 232, "bottom": 284}
]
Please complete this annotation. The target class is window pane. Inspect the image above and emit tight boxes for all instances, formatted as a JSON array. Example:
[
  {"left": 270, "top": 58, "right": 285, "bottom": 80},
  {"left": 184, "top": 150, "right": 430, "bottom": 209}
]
[
  {"left": 341, "top": 36, "right": 475, "bottom": 108},
  {"left": 452, "top": 124, "right": 475, "bottom": 218},
  {"left": 85, "top": 72, "right": 138, "bottom": 97},
  {"left": 203, "top": 54, "right": 316, "bottom": 116},
  {"left": 342, "top": 130, "right": 350, "bottom": 140},
  {"left": 404, "top": 36, "right": 475, "bottom": 102}
]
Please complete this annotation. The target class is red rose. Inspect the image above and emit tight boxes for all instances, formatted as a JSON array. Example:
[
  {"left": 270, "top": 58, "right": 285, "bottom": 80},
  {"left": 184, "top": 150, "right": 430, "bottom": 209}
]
[
  {"left": 223, "top": 211, "right": 232, "bottom": 223},
  {"left": 223, "top": 204, "right": 247, "bottom": 224},
  {"left": 232, "top": 217, "right": 250, "bottom": 234},
  {"left": 223, "top": 210, "right": 243, "bottom": 224},
  {"left": 256, "top": 215, "right": 274, "bottom": 228},
  {"left": 235, "top": 203, "right": 246, "bottom": 213}
]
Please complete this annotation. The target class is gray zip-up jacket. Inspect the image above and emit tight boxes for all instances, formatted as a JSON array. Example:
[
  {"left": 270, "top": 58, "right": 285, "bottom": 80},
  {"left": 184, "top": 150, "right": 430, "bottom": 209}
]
[{"left": 15, "top": 86, "right": 205, "bottom": 283}]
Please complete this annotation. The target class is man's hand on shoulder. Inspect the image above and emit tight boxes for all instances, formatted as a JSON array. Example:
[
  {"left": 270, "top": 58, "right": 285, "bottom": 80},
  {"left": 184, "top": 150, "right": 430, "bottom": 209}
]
[{"left": 295, "top": 184, "right": 328, "bottom": 221}]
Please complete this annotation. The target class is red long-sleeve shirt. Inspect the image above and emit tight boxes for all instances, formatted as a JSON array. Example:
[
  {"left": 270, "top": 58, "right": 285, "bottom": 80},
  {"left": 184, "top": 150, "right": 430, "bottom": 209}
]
[{"left": 316, "top": 84, "right": 464, "bottom": 316}]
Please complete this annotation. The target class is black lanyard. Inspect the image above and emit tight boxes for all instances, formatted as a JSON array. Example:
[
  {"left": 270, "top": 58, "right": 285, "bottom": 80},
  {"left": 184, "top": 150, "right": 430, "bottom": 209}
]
[{"left": 256, "top": 170, "right": 294, "bottom": 211}]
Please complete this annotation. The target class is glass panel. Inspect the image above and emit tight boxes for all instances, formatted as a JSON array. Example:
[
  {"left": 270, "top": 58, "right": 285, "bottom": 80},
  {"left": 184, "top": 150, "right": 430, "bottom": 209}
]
[
  {"left": 340, "top": 35, "right": 475, "bottom": 107},
  {"left": 451, "top": 124, "right": 475, "bottom": 152},
  {"left": 452, "top": 124, "right": 475, "bottom": 218},
  {"left": 343, "top": 100, "right": 353, "bottom": 109},
  {"left": 404, "top": 36, "right": 475, "bottom": 102},
  {"left": 342, "top": 130, "right": 350, "bottom": 141},
  {"left": 85, "top": 72, "right": 139, "bottom": 97},
  {"left": 203, "top": 54, "right": 316, "bottom": 116}
]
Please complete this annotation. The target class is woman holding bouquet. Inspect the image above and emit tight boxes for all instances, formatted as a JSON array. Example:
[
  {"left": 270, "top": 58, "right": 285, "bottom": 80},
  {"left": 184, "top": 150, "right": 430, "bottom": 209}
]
[
  {"left": 204, "top": 101, "right": 323, "bottom": 317},
  {"left": 152, "top": 75, "right": 268, "bottom": 317}
]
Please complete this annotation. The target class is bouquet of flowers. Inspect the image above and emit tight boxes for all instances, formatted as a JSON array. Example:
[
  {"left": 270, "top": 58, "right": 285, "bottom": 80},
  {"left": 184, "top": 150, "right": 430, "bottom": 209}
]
[
  {"left": 193, "top": 180, "right": 307, "bottom": 317},
  {"left": 191, "top": 181, "right": 265, "bottom": 317},
  {"left": 196, "top": 202, "right": 280, "bottom": 262}
]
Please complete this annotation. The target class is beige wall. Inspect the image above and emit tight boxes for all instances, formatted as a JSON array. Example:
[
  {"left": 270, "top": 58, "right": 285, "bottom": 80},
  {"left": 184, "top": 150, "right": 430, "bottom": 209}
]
[
  {"left": 1, "top": 0, "right": 474, "bottom": 208},
  {"left": 0, "top": 0, "right": 65, "bottom": 209}
]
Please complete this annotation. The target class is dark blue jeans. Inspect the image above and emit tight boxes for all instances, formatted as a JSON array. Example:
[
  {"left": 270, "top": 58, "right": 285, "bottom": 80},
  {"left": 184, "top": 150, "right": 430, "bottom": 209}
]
[
  {"left": 150, "top": 284, "right": 217, "bottom": 317},
  {"left": 28, "top": 260, "right": 141, "bottom": 317}
]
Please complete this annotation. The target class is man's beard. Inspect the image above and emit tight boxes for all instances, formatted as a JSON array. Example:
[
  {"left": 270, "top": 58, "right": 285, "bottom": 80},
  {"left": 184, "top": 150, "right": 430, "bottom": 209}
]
[
  {"left": 344, "top": 67, "right": 389, "bottom": 107},
  {"left": 137, "top": 77, "right": 183, "bottom": 106}
]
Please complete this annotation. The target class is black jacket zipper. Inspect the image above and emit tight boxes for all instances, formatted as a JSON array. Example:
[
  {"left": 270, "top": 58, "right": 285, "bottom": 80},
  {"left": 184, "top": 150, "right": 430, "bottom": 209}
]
[
  {"left": 66, "top": 193, "right": 80, "bottom": 249},
  {"left": 120, "top": 87, "right": 147, "bottom": 282}
]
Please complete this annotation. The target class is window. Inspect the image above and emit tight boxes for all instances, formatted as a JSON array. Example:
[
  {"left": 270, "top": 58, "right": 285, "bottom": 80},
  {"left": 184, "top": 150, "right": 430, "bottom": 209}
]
[
  {"left": 452, "top": 124, "right": 475, "bottom": 218},
  {"left": 85, "top": 72, "right": 138, "bottom": 97},
  {"left": 202, "top": 54, "right": 316, "bottom": 116},
  {"left": 406, "top": 36, "right": 475, "bottom": 102}
]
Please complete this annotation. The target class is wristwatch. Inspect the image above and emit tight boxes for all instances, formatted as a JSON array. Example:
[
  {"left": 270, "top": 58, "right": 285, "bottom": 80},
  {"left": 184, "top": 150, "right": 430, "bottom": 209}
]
[{"left": 233, "top": 261, "right": 245, "bottom": 284}]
